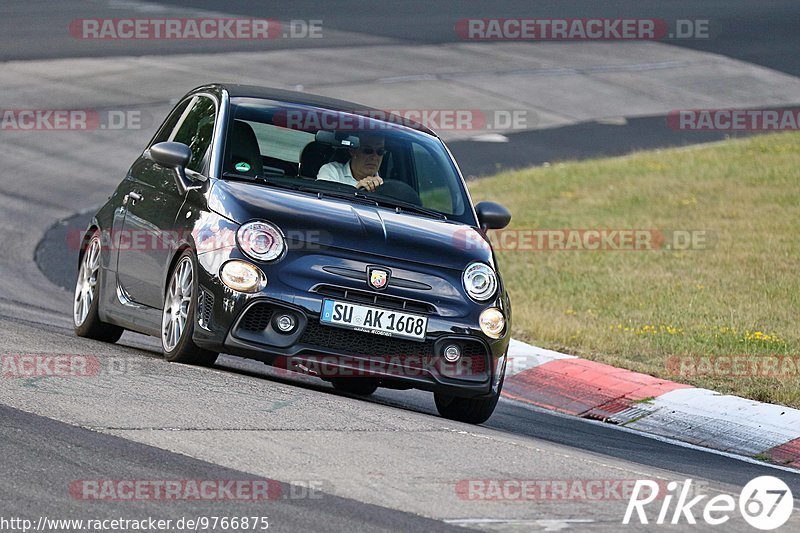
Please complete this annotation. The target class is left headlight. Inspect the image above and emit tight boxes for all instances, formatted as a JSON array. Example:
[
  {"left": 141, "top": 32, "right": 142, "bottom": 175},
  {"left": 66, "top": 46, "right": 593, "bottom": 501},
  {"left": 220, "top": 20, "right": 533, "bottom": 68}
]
[
  {"left": 237, "top": 221, "right": 285, "bottom": 262},
  {"left": 220, "top": 260, "right": 266, "bottom": 293},
  {"left": 462, "top": 262, "right": 498, "bottom": 302}
]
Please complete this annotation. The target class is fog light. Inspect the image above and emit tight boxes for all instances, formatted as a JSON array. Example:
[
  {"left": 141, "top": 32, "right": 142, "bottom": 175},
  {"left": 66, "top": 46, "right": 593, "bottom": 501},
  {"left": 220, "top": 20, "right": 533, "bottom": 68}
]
[
  {"left": 443, "top": 344, "right": 462, "bottom": 363},
  {"left": 479, "top": 308, "right": 505, "bottom": 339},
  {"left": 220, "top": 260, "right": 266, "bottom": 293},
  {"left": 275, "top": 313, "right": 297, "bottom": 333}
]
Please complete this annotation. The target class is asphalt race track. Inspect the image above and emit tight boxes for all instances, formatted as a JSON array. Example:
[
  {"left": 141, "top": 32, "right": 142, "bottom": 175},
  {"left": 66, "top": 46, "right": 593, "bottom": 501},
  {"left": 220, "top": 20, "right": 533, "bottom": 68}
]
[
  {"left": 2, "top": 0, "right": 798, "bottom": 175},
  {"left": 2, "top": 1, "right": 800, "bottom": 531},
  {"left": 5, "top": 0, "right": 800, "bottom": 79}
]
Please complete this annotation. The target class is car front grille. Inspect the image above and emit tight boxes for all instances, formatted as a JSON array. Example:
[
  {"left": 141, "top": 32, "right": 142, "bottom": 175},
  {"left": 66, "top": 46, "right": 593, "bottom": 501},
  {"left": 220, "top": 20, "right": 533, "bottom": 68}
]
[
  {"left": 300, "top": 319, "right": 434, "bottom": 357},
  {"left": 312, "top": 285, "right": 435, "bottom": 314},
  {"left": 299, "top": 320, "right": 487, "bottom": 375},
  {"left": 236, "top": 302, "right": 488, "bottom": 377}
]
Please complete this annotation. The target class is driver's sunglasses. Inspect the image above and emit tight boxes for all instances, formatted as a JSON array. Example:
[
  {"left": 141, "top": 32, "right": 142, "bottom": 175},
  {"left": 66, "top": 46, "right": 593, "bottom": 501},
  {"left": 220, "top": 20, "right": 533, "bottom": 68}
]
[{"left": 360, "top": 147, "right": 386, "bottom": 156}]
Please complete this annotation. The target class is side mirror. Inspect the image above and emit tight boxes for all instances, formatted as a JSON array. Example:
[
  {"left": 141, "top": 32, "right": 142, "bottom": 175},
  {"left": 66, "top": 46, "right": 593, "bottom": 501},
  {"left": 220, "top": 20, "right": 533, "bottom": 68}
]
[
  {"left": 149, "top": 142, "right": 199, "bottom": 192},
  {"left": 475, "top": 201, "right": 511, "bottom": 230},
  {"left": 150, "top": 141, "right": 191, "bottom": 168}
]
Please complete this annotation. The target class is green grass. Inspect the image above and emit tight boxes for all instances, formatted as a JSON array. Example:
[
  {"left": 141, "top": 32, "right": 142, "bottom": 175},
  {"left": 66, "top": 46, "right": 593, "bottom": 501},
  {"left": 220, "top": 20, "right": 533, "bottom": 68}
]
[{"left": 468, "top": 132, "right": 800, "bottom": 407}]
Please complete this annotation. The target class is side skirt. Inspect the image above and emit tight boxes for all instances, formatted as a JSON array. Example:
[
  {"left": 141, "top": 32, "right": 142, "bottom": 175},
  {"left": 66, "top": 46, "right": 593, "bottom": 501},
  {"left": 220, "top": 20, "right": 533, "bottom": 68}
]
[{"left": 98, "top": 267, "right": 162, "bottom": 337}]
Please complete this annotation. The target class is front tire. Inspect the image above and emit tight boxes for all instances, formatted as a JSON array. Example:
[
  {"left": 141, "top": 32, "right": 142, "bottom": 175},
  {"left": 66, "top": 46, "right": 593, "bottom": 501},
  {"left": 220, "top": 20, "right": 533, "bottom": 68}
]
[
  {"left": 434, "top": 373, "right": 504, "bottom": 425},
  {"left": 434, "top": 392, "right": 500, "bottom": 425},
  {"left": 161, "top": 250, "right": 218, "bottom": 366},
  {"left": 73, "top": 231, "right": 124, "bottom": 343}
]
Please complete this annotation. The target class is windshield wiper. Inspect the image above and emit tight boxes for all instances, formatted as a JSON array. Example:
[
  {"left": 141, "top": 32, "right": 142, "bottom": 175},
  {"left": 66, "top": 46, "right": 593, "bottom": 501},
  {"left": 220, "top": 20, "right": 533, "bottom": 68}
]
[
  {"left": 221, "top": 173, "right": 445, "bottom": 219},
  {"left": 222, "top": 172, "right": 361, "bottom": 198},
  {"left": 371, "top": 197, "right": 447, "bottom": 220},
  {"left": 313, "top": 187, "right": 445, "bottom": 219},
  {"left": 221, "top": 170, "right": 259, "bottom": 182},
  {"left": 222, "top": 172, "right": 319, "bottom": 193},
  {"left": 314, "top": 189, "right": 380, "bottom": 207},
  {"left": 222, "top": 173, "right": 376, "bottom": 206}
]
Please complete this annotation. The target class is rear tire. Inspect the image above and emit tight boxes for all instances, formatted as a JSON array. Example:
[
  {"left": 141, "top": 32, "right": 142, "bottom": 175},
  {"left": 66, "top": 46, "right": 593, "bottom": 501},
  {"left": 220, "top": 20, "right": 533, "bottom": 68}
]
[
  {"left": 161, "top": 250, "right": 218, "bottom": 366},
  {"left": 331, "top": 378, "right": 380, "bottom": 396},
  {"left": 73, "top": 230, "right": 124, "bottom": 343}
]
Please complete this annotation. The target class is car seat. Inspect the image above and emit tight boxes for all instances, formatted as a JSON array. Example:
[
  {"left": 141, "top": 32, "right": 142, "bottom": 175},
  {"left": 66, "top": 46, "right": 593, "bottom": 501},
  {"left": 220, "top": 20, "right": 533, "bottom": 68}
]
[{"left": 227, "top": 120, "right": 263, "bottom": 177}]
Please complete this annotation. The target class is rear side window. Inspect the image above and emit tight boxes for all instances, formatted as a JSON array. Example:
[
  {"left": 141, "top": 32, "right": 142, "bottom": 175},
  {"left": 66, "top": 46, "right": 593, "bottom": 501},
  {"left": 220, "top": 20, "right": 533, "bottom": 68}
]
[
  {"left": 171, "top": 96, "right": 217, "bottom": 174},
  {"left": 247, "top": 121, "right": 314, "bottom": 163}
]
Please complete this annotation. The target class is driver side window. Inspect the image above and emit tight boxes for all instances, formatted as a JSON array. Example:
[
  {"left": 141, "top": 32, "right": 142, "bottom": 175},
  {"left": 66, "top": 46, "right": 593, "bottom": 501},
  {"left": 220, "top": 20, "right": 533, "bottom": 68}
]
[
  {"left": 171, "top": 96, "right": 217, "bottom": 175},
  {"left": 150, "top": 99, "right": 190, "bottom": 146}
]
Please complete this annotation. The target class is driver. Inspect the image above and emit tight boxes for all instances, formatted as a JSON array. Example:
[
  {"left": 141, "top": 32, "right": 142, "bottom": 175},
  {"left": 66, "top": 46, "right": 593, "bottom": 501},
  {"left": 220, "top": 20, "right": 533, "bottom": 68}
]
[{"left": 316, "top": 133, "right": 385, "bottom": 192}]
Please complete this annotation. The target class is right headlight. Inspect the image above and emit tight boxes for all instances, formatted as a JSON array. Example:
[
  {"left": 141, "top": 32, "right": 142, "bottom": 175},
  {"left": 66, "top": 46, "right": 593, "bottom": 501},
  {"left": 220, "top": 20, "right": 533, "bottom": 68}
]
[
  {"left": 462, "top": 262, "right": 497, "bottom": 302},
  {"left": 220, "top": 260, "right": 266, "bottom": 293},
  {"left": 236, "top": 221, "right": 285, "bottom": 262},
  {"left": 480, "top": 308, "right": 506, "bottom": 339}
]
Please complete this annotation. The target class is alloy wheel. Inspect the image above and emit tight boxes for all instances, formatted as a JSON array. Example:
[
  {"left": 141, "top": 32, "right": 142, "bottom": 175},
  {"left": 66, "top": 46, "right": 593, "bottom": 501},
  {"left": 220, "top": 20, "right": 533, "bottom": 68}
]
[
  {"left": 162, "top": 256, "right": 193, "bottom": 352},
  {"left": 74, "top": 237, "right": 101, "bottom": 327}
]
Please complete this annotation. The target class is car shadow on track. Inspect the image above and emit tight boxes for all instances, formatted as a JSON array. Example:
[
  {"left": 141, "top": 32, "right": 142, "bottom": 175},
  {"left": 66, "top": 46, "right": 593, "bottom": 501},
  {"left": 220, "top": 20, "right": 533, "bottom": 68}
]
[{"left": 213, "top": 353, "right": 800, "bottom": 491}]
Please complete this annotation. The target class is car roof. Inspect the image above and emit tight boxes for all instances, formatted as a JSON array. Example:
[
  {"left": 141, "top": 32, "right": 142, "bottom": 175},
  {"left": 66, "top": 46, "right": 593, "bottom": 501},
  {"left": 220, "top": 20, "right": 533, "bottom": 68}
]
[{"left": 198, "top": 83, "right": 437, "bottom": 137}]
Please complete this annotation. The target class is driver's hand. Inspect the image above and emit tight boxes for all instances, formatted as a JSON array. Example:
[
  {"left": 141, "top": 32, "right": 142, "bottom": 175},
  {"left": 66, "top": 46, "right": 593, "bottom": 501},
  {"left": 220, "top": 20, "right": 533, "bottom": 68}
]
[{"left": 355, "top": 175, "right": 383, "bottom": 192}]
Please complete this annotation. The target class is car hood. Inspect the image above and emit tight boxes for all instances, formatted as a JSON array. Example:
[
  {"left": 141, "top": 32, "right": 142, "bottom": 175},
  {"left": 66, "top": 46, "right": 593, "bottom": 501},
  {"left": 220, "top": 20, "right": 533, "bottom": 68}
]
[{"left": 208, "top": 180, "right": 494, "bottom": 270}]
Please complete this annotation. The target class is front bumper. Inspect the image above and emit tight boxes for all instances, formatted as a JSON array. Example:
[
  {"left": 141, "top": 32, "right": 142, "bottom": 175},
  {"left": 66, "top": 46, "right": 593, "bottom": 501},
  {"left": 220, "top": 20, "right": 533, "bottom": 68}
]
[{"left": 192, "top": 250, "right": 510, "bottom": 398}]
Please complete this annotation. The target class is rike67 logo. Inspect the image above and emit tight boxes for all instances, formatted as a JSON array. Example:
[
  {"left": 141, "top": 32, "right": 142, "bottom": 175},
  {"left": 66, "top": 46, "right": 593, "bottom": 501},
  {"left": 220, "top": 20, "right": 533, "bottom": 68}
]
[{"left": 624, "top": 477, "right": 794, "bottom": 530}]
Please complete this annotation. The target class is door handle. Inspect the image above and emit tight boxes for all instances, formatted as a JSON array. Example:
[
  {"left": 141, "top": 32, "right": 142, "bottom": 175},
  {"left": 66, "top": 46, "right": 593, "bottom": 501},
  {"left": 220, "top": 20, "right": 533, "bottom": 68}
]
[{"left": 125, "top": 191, "right": 144, "bottom": 205}]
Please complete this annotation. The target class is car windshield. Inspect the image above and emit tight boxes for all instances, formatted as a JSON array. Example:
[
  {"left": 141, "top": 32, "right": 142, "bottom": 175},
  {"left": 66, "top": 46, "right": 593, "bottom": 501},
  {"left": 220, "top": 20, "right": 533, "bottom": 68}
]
[{"left": 222, "top": 97, "right": 475, "bottom": 224}]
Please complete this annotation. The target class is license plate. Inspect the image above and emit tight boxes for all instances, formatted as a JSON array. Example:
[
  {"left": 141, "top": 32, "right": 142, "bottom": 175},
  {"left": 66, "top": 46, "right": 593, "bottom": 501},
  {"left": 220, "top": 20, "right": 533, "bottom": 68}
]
[{"left": 320, "top": 299, "right": 427, "bottom": 342}]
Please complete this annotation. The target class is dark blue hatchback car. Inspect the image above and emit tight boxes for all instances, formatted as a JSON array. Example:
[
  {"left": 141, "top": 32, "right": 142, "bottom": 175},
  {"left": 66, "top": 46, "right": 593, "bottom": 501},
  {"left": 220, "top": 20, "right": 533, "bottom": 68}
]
[{"left": 73, "top": 84, "right": 512, "bottom": 424}]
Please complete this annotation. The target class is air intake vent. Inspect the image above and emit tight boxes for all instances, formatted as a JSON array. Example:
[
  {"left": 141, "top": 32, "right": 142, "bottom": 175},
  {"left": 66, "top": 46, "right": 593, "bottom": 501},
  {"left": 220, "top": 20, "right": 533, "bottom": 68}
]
[
  {"left": 240, "top": 304, "right": 274, "bottom": 332},
  {"left": 299, "top": 322, "right": 488, "bottom": 374},
  {"left": 198, "top": 289, "right": 214, "bottom": 330}
]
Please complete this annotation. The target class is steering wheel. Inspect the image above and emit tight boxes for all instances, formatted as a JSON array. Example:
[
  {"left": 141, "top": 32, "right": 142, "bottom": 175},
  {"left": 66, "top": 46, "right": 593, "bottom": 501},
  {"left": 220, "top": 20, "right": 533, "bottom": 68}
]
[{"left": 375, "top": 179, "right": 422, "bottom": 206}]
